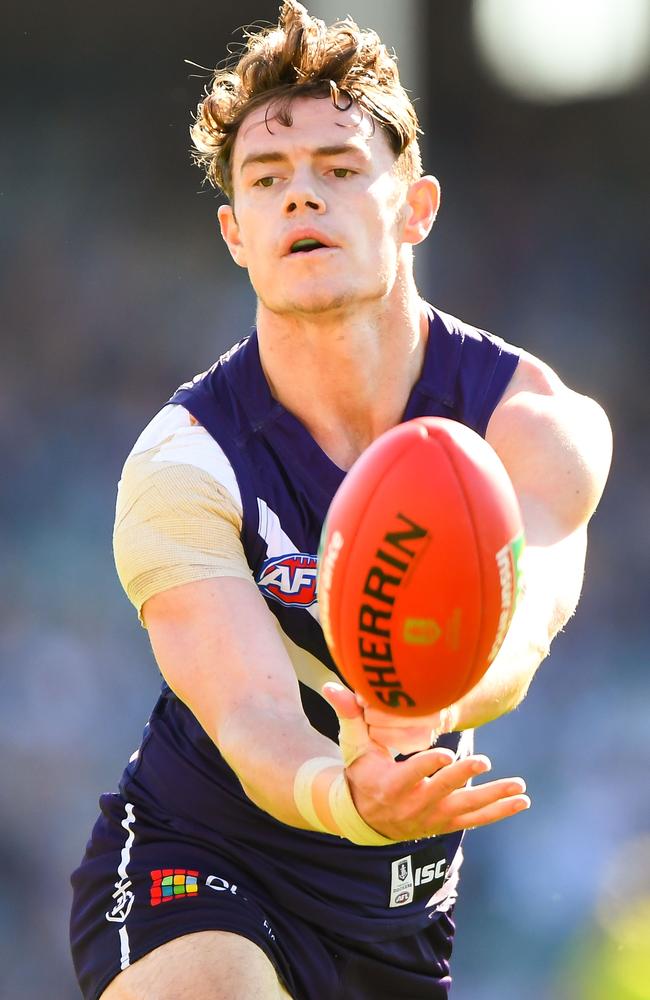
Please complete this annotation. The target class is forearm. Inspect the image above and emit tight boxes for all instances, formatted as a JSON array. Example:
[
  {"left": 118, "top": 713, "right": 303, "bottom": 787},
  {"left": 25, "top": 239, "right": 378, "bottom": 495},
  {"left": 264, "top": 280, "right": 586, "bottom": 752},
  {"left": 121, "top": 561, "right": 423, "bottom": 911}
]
[
  {"left": 449, "top": 534, "right": 586, "bottom": 731},
  {"left": 216, "top": 696, "right": 342, "bottom": 829},
  {"left": 448, "top": 591, "right": 551, "bottom": 731},
  {"left": 145, "top": 577, "right": 351, "bottom": 833},
  {"left": 215, "top": 695, "right": 403, "bottom": 845}
]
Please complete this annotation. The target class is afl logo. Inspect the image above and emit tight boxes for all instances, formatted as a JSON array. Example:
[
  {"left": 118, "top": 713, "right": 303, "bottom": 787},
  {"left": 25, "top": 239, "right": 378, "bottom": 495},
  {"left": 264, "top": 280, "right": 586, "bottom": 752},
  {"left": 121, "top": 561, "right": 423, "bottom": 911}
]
[{"left": 258, "top": 553, "right": 319, "bottom": 608}]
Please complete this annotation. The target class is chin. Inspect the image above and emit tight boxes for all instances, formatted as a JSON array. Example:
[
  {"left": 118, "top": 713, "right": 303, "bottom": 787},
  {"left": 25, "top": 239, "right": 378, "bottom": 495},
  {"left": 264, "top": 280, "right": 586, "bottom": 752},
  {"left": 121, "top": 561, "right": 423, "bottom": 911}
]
[
  {"left": 263, "top": 290, "right": 354, "bottom": 316},
  {"left": 262, "top": 282, "right": 388, "bottom": 317}
]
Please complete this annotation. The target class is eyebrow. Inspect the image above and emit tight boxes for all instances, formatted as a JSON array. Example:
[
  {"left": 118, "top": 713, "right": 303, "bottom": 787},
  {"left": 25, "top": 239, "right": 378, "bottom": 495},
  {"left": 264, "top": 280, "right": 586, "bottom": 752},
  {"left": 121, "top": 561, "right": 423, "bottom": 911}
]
[{"left": 239, "top": 143, "right": 369, "bottom": 174}]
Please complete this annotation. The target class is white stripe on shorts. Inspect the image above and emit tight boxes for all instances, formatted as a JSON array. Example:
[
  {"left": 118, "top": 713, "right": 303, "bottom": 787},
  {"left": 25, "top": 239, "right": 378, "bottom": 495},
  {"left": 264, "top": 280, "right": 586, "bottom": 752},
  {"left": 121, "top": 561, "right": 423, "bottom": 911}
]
[
  {"left": 118, "top": 802, "right": 136, "bottom": 881},
  {"left": 103, "top": 802, "right": 137, "bottom": 970},
  {"left": 119, "top": 802, "right": 135, "bottom": 969},
  {"left": 119, "top": 925, "right": 130, "bottom": 972}
]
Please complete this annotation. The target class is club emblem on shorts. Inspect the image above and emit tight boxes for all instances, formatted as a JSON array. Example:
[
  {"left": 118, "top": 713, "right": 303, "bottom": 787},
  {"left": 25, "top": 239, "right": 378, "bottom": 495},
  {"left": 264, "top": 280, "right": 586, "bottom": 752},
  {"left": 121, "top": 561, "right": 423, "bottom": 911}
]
[
  {"left": 389, "top": 855, "right": 414, "bottom": 908},
  {"left": 150, "top": 869, "right": 199, "bottom": 906},
  {"left": 105, "top": 877, "right": 135, "bottom": 923},
  {"left": 257, "top": 553, "right": 319, "bottom": 608}
]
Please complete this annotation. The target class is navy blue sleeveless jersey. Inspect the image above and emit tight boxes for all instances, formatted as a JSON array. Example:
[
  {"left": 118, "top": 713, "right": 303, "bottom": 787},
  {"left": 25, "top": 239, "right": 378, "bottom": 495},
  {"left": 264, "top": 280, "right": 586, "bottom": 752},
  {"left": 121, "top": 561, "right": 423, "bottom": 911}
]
[{"left": 118, "top": 304, "right": 519, "bottom": 942}]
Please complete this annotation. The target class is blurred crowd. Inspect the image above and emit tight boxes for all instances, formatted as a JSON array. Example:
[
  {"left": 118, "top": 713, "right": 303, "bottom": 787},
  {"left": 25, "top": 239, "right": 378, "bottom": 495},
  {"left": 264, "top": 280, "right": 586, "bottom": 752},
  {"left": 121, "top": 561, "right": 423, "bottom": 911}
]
[{"left": 1, "top": 3, "right": 648, "bottom": 998}]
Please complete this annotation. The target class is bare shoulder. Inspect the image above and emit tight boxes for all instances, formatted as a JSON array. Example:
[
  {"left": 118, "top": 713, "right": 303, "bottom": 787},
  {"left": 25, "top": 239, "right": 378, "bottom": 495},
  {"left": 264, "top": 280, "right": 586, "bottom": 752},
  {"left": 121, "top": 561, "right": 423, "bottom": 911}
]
[{"left": 486, "top": 350, "right": 612, "bottom": 533}]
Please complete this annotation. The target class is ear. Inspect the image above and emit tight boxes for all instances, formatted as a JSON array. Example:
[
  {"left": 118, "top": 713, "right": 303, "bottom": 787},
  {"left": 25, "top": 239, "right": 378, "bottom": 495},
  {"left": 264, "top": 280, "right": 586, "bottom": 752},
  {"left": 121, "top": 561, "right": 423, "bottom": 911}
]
[
  {"left": 218, "top": 204, "right": 248, "bottom": 268},
  {"left": 401, "top": 175, "right": 441, "bottom": 246}
]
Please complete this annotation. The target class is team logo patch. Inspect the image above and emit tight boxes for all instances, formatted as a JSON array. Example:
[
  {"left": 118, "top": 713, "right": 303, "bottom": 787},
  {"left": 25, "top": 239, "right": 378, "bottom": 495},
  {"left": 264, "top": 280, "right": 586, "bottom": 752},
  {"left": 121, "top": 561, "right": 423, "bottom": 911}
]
[
  {"left": 390, "top": 855, "right": 414, "bottom": 907},
  {"left": 150, "top": 869, "right": 199, "bottom": 906},
  {"left": 257, "top": 553, "right": 319, "bottom": 608}
]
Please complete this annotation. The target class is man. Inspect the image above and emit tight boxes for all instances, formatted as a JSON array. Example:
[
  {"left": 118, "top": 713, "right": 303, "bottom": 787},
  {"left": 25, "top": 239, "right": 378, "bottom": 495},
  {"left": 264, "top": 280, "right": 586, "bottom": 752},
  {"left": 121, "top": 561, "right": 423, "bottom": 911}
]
[{"left": 70, "top": 3, "right": 612, "bottom": 998}]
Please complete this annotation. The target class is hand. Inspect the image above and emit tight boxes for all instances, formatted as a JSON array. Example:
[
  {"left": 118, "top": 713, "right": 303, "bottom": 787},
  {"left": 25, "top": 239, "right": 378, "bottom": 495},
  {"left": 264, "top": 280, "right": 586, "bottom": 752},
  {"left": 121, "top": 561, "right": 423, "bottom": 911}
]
[
  {"left": 322, "top": 683, "right": 530, "bottom": 841},
  {"left": 357, "top": 695, "right": 460, "bottom": 755}
]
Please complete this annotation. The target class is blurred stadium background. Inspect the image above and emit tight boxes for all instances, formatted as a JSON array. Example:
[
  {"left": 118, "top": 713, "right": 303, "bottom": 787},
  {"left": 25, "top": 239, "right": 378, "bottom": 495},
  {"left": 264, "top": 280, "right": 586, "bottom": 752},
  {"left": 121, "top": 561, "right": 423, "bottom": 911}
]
[{"left": 1, "top": 2, "right": 649, "bottom": 997}]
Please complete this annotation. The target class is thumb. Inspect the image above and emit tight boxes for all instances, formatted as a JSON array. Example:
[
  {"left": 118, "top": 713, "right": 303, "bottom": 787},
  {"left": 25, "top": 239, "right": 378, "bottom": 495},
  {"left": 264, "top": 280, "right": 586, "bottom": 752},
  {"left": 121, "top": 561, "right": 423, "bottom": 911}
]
[
  {"left": 322, "top": 681, "right": 361, "bottom": 719},
  {"left": 322, "top": 682, "right": 372, "bottom": 767}
]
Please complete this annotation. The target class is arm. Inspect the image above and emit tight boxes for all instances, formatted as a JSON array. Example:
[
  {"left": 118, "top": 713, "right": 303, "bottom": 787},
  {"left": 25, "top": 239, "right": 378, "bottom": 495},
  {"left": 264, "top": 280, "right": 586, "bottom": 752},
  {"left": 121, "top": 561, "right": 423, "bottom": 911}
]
[
  {"left": 363, "top": 351, "right": 612, "bottom": 751},
  {"left": 145, "top": 575, "right": 330, "bottom": 829},
  {"left": 144, "top": 574, "right": 530, "bottom": 841}
]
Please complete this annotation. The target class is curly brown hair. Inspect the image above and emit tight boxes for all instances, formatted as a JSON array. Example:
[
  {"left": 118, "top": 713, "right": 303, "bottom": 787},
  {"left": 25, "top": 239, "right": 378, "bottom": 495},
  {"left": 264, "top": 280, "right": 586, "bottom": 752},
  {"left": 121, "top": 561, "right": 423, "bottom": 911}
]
[{"left": 191, "top": 0, "right": 422, "bottom": 200}]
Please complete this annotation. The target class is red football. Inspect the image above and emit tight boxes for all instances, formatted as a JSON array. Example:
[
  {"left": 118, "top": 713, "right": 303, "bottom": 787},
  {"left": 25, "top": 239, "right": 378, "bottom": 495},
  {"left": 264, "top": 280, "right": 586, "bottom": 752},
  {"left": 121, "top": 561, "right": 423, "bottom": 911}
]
[{"left": 318, "top": 417, "right": 525, "bottom": 715}]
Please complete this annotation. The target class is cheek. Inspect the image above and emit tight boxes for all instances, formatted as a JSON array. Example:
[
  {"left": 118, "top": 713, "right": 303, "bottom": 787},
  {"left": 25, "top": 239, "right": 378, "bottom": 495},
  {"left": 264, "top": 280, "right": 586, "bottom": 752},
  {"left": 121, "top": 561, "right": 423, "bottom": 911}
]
[
  {"left": 243, "top": 255, "right": 272, "bottom": 297},
  {"left": 363, "top": 187, "right": 406, "bottom": 246},
  {"left": 367, "top": 212, "right": 404, "bottom": 262},
  {"left": 234, "top": 219, "right": 272, "bottom": 275}
]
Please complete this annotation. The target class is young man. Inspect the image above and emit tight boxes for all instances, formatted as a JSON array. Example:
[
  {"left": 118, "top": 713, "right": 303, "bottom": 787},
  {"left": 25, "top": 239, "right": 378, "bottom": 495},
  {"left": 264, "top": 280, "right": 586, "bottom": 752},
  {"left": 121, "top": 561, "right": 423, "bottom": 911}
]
[{"left": 70, "top": 3, "right": 612, "bottom": 998}]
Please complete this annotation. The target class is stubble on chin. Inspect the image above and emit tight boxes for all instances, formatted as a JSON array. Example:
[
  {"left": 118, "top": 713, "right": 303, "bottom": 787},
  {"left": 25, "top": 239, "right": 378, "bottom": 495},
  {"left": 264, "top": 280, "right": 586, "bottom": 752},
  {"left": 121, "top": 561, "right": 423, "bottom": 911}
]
[
  {"left": 256, "top": 285, "right": 358, "bottom": 317},
  {"left": 257, "top": 274, "right": 391, "bottom": 318}
]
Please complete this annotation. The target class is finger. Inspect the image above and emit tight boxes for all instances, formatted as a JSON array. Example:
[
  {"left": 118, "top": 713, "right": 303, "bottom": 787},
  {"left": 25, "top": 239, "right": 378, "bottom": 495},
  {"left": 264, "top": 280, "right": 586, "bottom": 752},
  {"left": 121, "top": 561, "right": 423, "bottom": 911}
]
[
  {"left": 322, "top": 682, "right": 360, "bottom": 720},
  {"left": 432, "top": 793, "right": 531, "bottom": 835},
  {"left": 322, "top": 682, "right": 372, "bottom": 767},
  {"left": 403, "top": 751, "right": 492, "bottom": 792},
  {"left": 439, "top": 777, "right": 527, "bottom": 817},
  {"left": 392, "top": 747, "right": 460, "bottom": 789},
  {"left": 427, "top": 755, "right": 496, "bottom": 797}
]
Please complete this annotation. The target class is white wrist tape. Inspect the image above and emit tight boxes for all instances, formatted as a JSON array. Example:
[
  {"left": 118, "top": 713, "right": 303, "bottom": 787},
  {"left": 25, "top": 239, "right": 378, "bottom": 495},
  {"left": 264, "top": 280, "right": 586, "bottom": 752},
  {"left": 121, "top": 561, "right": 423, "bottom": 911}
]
[
  {"left": 293, "top": 756, "right": 341, "bottom": 834},
  {"left": 328, "top": 772, "right": 398, "bottom": 846},
  {"left": 293, "top": 756, "right": 398, "bottom": 846}
]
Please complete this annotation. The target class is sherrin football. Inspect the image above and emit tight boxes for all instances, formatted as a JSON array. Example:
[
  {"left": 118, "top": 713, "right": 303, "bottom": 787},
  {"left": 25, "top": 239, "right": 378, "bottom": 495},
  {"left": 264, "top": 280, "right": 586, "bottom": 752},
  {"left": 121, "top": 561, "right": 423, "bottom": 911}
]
[{"left": 318, "top": 417, "right": 525, "bottom": 715}]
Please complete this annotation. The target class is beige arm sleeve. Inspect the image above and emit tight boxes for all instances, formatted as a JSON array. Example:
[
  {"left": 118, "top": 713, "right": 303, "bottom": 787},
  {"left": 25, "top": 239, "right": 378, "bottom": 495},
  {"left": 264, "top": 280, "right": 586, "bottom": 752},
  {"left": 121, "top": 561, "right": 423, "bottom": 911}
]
[{"left": 113, "top": 451, "right": 253, "bottom": 625}]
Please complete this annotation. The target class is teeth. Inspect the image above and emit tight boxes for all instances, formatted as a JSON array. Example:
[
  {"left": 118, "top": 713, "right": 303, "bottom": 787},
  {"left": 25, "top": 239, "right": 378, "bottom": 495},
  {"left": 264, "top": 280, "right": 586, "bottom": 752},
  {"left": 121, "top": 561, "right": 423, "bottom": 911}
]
[{"left": 291, "top": 238, "right": 324, "bottom": 252}]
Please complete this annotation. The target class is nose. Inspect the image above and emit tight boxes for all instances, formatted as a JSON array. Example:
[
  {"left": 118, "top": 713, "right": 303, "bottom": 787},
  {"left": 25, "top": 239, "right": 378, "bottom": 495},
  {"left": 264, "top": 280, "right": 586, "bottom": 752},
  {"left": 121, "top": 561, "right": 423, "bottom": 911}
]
[{"left": 282, "top": 170, "right": 326, "bottom": 216}]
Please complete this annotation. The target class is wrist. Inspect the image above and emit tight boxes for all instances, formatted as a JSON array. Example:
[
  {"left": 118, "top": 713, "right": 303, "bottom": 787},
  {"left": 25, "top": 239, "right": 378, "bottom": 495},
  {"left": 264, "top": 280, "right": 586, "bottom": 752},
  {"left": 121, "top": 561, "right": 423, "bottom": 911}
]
[{"left": 293, "top": 756, "right": 398, "bottom": 846}]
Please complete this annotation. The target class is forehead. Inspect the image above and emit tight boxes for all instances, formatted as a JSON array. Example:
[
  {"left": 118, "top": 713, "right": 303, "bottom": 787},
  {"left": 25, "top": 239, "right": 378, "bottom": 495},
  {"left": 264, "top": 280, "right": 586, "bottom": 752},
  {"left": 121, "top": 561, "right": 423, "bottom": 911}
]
[{"left": 233, "top": 95, "right": 391, "bottom": 169}]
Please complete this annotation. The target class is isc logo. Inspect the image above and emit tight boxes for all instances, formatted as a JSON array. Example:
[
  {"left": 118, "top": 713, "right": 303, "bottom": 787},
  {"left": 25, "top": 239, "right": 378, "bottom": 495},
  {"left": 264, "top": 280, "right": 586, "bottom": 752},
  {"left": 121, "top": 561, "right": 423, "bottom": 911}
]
[
  {"left": 258, "top": 553, "right": 319, "bottom": 608},
  {"left": 415, "top": 859, "right": 447, "bottom": 885}
]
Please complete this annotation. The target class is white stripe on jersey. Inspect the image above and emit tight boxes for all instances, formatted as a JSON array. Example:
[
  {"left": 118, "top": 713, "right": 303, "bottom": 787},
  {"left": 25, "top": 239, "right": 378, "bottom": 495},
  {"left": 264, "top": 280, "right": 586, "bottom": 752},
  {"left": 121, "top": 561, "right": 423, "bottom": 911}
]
[
  {"left": 257, "top": 498, "right": 321, "bottom": 623},
  {"left": 127, "top": 404, "right": 242, "bottom": 512},
  {"left": 130, "top": 404, "right": 190, "bottom": 454},
  {"left": 257, "top": 497, "right": 298, "bottom": 557},
  {"left": 273, "top": 618, "right": 340, "bottom": 694}
]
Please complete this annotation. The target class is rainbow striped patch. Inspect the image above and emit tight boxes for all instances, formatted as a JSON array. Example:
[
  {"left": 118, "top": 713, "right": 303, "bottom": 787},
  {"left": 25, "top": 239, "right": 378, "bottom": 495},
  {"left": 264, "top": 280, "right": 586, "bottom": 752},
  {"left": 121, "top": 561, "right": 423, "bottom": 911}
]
[{"left": 150, "top": 868, "right": 199, "bottom": 907}]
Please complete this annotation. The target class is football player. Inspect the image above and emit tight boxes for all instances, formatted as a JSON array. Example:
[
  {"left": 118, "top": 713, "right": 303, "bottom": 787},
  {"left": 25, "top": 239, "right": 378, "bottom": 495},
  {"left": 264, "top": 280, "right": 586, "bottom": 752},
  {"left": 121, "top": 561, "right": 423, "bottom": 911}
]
[{"left": 70, "top": 4, "right": 611, "bottom": 998}]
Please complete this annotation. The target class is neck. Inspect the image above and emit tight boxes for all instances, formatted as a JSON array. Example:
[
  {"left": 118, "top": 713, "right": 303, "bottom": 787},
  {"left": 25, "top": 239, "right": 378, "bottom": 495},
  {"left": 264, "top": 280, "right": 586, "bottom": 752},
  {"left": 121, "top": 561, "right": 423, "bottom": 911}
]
[{"left": 256, "top": 273, "right": 429, "bottom": 470}]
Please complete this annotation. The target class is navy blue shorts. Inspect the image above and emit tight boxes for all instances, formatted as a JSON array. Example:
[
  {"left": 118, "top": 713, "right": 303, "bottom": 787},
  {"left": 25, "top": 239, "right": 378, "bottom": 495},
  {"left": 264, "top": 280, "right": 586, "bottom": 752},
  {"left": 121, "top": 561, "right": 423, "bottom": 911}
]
[{"left": 71, "top": 795, "right": 455, "bottom": 1000}]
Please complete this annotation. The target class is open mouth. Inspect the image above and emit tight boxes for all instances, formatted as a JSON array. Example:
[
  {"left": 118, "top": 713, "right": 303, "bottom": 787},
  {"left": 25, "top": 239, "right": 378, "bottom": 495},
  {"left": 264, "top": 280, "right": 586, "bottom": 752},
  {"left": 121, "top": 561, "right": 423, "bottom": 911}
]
[{"left": 289, "top": 238, "right": 329, "bottom": 254}]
